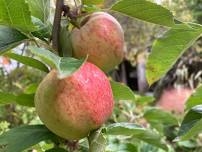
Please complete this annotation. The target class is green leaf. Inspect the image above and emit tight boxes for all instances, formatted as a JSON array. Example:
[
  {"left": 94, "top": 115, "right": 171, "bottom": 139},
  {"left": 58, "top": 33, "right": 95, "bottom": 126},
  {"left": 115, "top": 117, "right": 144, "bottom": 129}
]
[
  {"left": 106, "top": 143, "right": 138, "bottom": 152},
  {"left": 179, "top": 119, "right": 202, "bottom": 141},
  {"left": 57, "top": 57, "right": 86, "bottom": 79},
  {"left": 136, "top": 95, "right": 155, "bottom": 104},
  {"left": 177, "top": 140, "right": 197, "bottom": 149},
  {"left": 32, "top": 16, "right": 51, "bottom": 41},
  {"left": 0, "top": 125, "right": 57, "bottom": 152},
  {"left": 0, "top": 26, "right": 28, "bottom": 54},
  {"left": 15, "top": 93, "right": 35, "bottom": 107},
  {"left": 83, "top": 4, "right": 102, "bottom": 12},
  {"left": 5, "top": 52, "right": 49, "bottom": 72},
  {"left": 146, "top": 23, "right": 202, "bottom": 85},
  {"left": 144, "top": 108, "right": 178, "bottom": 133},
  {"left": 106, "top": 123, "right": 167, "bottom": 150},
  {"left": 111, "top": 0, "right": 174, "bottom": 27},
  {"left": 28, "top": 46, "right": 86, "bottom": 79},
  {"left": 24, "top": 83, "right": 38, "bottom": 94},
  {"left": 89, "top": 128, "right": 107, "bottom": 152},
  {"left": 45, "top": 148, "right": 68, "bottom": 152},
  {"left": 178, "top": 105, "right": 202, "bottom": 141},
  {"left": 27, "top": 0, "right": 50, "bottom": 23},
  {"left": 144, "top": 108, "right": 178, "bottom": 126},
  {"left": 83, "top": 0, "right": 104, "bottom": 5},
  {"left": 28, "top": 46, "right": 60, "bottom": 68},
  {"left": 0, "top": 0, "right": 36, "bottom": 32},
  {"left": 186, "top": 85, "right": 202, "bottom": 110},
  {"left": 0, "top": 92, "right": 34, "bottom": 107},
  {"left": 110, "top": 81, "right": 136, "bottom": 101},
  {"left": 0, "top": 92, "right": 16, "bottom": 105}
]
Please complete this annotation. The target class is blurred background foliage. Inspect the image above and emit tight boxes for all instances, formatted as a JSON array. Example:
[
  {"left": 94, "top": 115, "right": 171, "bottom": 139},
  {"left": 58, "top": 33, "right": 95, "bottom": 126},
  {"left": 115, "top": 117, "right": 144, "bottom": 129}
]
[{"left": 0, "top": 0, "right": 202, "bottom": 151}]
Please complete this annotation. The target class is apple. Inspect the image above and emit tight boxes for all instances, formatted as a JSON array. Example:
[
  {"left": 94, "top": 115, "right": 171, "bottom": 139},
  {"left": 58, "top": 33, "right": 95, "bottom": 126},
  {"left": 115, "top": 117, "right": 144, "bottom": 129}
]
[
  {"left": 71, "top": 12, "right": 125, "bottom": 72},
  {"left": 35, "top": 62, "right": 114, "bottom": 140},
  {"left": 156, "top": 87, "right": 193, "bottom": 113}
]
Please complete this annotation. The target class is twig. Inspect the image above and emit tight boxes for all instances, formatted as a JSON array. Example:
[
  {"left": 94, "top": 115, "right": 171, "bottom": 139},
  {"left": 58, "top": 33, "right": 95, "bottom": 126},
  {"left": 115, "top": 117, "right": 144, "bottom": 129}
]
[{"left": 52, "top": 0, "right": 64, "bottom": 56}]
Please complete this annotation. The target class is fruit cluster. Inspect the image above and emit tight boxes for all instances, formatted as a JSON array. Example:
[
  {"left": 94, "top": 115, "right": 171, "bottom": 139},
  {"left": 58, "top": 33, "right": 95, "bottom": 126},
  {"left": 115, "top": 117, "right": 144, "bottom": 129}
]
[{"left": 35, "top": 12, "right": 124, "bottom": 140}]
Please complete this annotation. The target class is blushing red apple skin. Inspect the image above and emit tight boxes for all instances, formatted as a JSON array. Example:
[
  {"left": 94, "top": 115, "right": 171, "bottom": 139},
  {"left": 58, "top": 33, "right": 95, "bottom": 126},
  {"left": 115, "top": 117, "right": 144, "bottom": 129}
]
[
  {"left": 35, "top": 62, "right": 114, "bottom": 140},
  {"left": 71, "top": 12, "right": 124, "bottom": 72}
]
